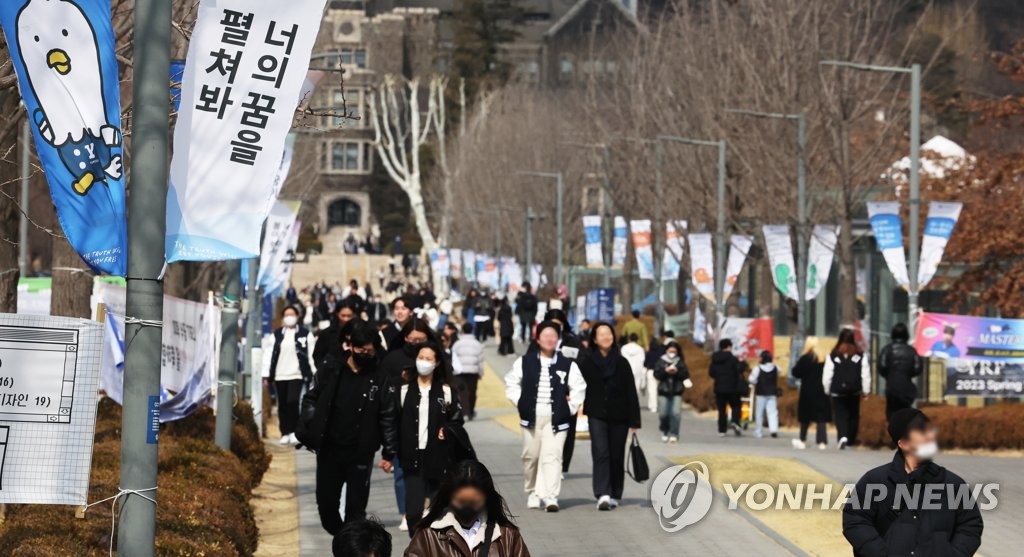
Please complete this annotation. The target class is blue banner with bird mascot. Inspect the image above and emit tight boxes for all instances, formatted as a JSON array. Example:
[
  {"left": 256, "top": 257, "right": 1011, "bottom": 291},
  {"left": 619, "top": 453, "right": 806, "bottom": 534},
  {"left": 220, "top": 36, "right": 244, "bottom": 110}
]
[{"left": 0, "top": 0, "right": 127, "bottom": 276}]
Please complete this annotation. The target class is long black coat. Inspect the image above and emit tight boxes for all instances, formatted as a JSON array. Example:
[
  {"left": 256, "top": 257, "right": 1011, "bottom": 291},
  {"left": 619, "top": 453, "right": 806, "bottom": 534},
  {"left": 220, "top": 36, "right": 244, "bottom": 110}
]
[
  {"left": 791, "top": 353, "right": 831, "bottom": 423},
  {"left": 843, "top": 452, "right": 983, "bottom": 557},
  {"left": 579, "top": 351, "right": 641, "bottom": 428}
]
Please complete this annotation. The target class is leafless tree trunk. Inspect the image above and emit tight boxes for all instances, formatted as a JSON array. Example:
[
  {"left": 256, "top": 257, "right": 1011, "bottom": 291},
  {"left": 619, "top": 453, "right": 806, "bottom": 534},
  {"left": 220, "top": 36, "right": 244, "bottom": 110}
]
[{"left": 50, "top": 237, "right": 92, "bottom": 318}]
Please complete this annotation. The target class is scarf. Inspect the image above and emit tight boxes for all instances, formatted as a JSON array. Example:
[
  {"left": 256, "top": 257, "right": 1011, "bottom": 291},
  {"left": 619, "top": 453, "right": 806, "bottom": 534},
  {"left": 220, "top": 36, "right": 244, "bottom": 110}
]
[{"left": 592, "top": 348, "right": 619, "bottom": 379}]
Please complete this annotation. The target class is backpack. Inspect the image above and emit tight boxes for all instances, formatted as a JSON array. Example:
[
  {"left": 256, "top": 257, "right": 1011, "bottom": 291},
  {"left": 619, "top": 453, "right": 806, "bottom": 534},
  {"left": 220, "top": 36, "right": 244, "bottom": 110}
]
[
  {"left": 830, "top": 354, "right": 863, "bottom": 396},
  {"left": 519, "top": 294, "right": 537, "bottom": 313}
]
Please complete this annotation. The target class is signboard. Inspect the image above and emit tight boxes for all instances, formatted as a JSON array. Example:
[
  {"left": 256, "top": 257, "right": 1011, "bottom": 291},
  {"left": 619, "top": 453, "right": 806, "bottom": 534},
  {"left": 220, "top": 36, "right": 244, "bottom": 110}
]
[
  {"left": 585, "top": 288, "right": 616, "bottom": 323},
  {"left": 915, "top": 312, "right": 1024, "bottom": 397},
  {"left": 718, "top": 317, "right": 773, "bottom": 361},
  {"left": 0, "top": 314, "right": 103, "bottom": 504}
]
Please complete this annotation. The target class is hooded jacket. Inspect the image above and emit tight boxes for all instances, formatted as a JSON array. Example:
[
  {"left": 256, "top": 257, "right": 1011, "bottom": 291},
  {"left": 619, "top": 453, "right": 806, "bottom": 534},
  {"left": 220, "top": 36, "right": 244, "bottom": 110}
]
[
  {"left": 653, "top": 353, "right": 690, "bottom": 396},
  {"left": 879, "top": 340, "right": 923, "bottom": 400},
  {"left": 708, "top": 350, "right": 745, "bottom": 394}
]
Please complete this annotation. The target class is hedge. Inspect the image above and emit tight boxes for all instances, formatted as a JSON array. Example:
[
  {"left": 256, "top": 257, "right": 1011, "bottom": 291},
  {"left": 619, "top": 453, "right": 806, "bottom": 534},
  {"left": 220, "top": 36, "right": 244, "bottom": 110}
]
[
  {"left": 0, "top": 398, "right": 270, "bottom": 556},
  {"left": 678, "top": 341, "right": 1024, "bottom": 450}
]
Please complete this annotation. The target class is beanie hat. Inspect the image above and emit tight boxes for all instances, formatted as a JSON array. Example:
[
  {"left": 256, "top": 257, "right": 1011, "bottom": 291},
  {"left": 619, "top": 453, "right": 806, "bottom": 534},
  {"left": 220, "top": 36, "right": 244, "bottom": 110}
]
[{"left": 888, "top": 408, "right": 928, "bottom": 444}]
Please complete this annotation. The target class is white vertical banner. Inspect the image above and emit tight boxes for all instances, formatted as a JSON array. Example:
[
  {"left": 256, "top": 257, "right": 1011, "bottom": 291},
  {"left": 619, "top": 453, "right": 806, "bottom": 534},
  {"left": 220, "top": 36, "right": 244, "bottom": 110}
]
[
  {"left": 167, "top": 0, "right": 328, "bottom": 262},
  {"left": 430, "top": 249, "right": 451, "bottom": 278},
  {"left": 918, "top": 201, "right": 963, "bottom": 288},
  {"left": 267, "top": 220, "right": 302, "bottom": 296},
  {"left": 263, "top": 132, "right": 296, "bottom": 216},
  {"left": 463, "top": 250, "right": 477, "bottom": 282},
  {"left": 867, "top": 201, "right": 910, "bottom": 287},
  {"left": 762, "top": 225, "right": 798, "bottom": 300},
  {"left": 257, "top": 200, "right": 300, "bottom": 288},
  {"left": 688, "top": 233, "right": 715, "bottom": 302},
  {"left": 661, "top": 220, "right": 687, "bottom": 281},
  {"left": 583, "top": 215, "right": 604, "bottom": 268},
  {"left": 722, "top": 235, "right": 753, "bottom": 302},
  {"left": 806, "top": 224, "right": 839, "bottom": 301},
  {"left": 630, "top": 219, "right": 655, "bottom": 280},
  {"left": 449, "top": 248, "right": 463, "bottom": 279},
  {"left": 530, "top": 264, "right": 544, "bottom": 287},
  {"left": 612, "top": 216, "right": 628, "bottom": 268}
]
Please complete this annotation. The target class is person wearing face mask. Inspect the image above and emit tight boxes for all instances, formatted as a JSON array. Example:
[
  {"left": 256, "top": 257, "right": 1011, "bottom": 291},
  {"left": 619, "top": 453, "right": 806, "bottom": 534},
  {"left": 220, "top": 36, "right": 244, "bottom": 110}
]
[
  {"left": 843, "top": 408, "right": 983, "bottom": 557},
  {"left": 407, "top": 460, "right": 530, "bottom": 556},
  {"left": 268, "top": 305, "right": 317, "bottom": 445},
  {"left": 395, "top": 343, "right": 465, "bottom": 537},
  {"left": 504, "top": 321, "right": 586, "bottom": 512},
  {"left": 653, "top": 340, "right": 691, "bottom": 443},
  {"left": 297, "top": 320, "right": 398, "bottom": 536}
]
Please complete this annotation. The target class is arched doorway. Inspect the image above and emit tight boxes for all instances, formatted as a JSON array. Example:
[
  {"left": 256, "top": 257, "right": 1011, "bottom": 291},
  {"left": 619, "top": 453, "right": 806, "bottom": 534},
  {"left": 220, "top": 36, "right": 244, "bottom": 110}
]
[{"left": 328, "top": 198, "right": 361, "bottom": 227}]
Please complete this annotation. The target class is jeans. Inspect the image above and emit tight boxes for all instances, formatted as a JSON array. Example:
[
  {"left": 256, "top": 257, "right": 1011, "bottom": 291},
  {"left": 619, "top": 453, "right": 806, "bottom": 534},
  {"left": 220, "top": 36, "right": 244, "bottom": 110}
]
[
  {"left": 753, "top": 395, "right": 779, "bottom": 437},
  {"left": 393, "top": 456, "right": 407, "bottom": 515},
  {"left": 832, "top": 394, "right": 861, "bottom": 445},
  {"left": 657, "top": 394, "right": 681, "bottom": 436},
  {"left": 589, "top": 417, "right": 629, "bottom": 500},
  {"left": 315, "top": 447, "right": 373, "bottom": 535},
  {"left": 519, "top": 315, "right": 535, "bottom": 342},
  {"left": 715, "top": 393, "right": 742, "bottom": 434}
]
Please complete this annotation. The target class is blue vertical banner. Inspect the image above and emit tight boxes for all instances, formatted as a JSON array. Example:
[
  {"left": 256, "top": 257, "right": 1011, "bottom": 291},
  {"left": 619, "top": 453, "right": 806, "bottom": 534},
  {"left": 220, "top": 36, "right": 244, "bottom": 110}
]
[
  {"left": 583, "top": 215, "right": 603, "bottom": 268},
  {"left": 866, "top": 201, "right": 910, "bottom": 287},
  {"left": 170, "top": 58, "right": 187, "bottom": 111},
  {"left": 0, "top": 0, "right": 127, "bottom": 275}
]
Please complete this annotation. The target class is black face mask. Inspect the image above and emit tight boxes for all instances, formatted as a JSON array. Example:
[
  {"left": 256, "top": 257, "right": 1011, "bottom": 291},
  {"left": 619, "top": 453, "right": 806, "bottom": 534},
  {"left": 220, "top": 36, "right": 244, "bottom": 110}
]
[
  {"left": 451, "top": 504, "right": 483, "bottom": 525},
  {"left": 352, "top": 352, "right": 377, "bottom": 370},
  {"left": 403, "top": 342, "right": 422, "bottom": 357}
]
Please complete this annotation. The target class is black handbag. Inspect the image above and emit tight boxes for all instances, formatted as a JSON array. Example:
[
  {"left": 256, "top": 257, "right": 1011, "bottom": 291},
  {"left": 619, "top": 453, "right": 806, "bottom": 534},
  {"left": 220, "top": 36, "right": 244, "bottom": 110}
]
[{"left": 626, "top": 433, "right": 650, "bottom": 482}]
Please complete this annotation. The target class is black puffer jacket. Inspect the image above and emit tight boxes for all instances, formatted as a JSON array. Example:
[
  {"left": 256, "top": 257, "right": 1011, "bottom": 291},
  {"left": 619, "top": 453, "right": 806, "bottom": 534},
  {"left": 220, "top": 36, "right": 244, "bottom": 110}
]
[
  {"left": 843, "top": 452, "right": 983, "bottom": 557},
  {"left": 878, "top": 341, "right": 923, "bottom": 400},
  {"left": 653, "top": 354, "right": 690, "bottom": 396},
  {"left": 708, "top": 350, "right": 745, "bottom": 395},
  {"left": 397, "top": 380, "right": 465, "bottom": 480}
]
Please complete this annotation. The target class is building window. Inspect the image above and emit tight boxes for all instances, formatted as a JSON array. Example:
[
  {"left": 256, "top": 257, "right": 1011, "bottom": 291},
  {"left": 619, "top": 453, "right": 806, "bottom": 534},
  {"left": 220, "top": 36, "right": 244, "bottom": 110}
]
[
  {"left": 320, "top": 140, "right": 373, "bottom": 174},
  {"left": 321, "top": 47, "right": 368, "bottom": 69},
  {"left": 328, "top": 198, "right": 362, "bottom": 227},
  {"left": 560, "top": 56, "right": 573, "bottom": 75},
  {"left": 322, "top": 88, "right": 364, "bottom": 128}
]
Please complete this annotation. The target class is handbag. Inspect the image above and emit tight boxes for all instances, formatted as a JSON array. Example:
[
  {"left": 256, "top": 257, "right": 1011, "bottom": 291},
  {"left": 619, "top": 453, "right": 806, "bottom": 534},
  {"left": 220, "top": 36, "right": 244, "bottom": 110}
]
[{"left": 626, "top": 432, "right": 650, "bottom": 482}]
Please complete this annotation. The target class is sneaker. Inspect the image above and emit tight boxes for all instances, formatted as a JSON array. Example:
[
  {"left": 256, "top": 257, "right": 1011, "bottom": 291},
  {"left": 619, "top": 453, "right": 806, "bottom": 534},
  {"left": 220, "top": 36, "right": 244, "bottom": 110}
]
[
  {"left": 597, "top": 495, "right": 611, "bottom": 511},
  {"left": 544, "top": 499, "right": 560, "bottom": 512},
  {"left": 668, "top": 436, "right": 678, "bottom": 444},
  {"left": 753, "top": 431, "right": 764, "bottom": 439},
  {"left": 288, "top": 433, "right": 299, "bottom": 444},
  {"left": 609, "top": 498, "right": 620, "bottom": 509},
  {"left": 718, "top": 432, "right": 726, "bottom": 437},
  {"left": 791, "top": 439, "right": 807, "bottom": 450},
  {"left": 527, "top": 493, "right": 542, "bottom": 509},
  {"left": 661, "top": 434, "right": 670, "bottom": 443},
  {"left": 770, "top": 432, "right": 778, "bottom": 439},
  {"left": 838, "top": 437, "right": 848, "bottom": 450},
  {"left": 730, "top": 423, "right": 742, "bottom": 437},
  {"left": 818, "top": 443, "right": 828, "bottom": 450},
  {"left": 398, "top": 516, "right": 408, "bottom": 531},
  {"left": 278, "top": 435, "right": 291, "bottom": 445}
]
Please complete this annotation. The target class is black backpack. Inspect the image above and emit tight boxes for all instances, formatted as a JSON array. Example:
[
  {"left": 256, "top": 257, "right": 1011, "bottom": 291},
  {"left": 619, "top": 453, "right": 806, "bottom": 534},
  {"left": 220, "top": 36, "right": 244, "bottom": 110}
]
[{"left": 830, "top": 354, "right": 863, "bottom": 396}]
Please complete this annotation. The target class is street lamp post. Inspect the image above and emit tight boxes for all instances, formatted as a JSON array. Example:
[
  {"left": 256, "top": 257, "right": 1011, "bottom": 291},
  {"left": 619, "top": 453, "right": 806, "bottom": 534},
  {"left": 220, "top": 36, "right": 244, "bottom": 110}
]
[
  {"left": 821, "top": 60, "right": 922, "bottom": 333},
  {"left": 562, "top": 141, "right": 616, "bottom": 288},
  {"left": 517, "top": 171, "right": 564, "bottom": 286},
  {"left": 725, "top": 108, "right": 808, "bottom": 359},
  {"left": 525, "top": 206, "right": 538, "bottom": 281}
]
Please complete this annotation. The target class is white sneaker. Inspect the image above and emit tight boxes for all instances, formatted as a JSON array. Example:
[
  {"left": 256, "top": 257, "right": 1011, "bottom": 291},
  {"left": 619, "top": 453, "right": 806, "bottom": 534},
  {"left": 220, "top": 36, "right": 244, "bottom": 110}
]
[
  {"left": 791, "top": 439, "right": 806, "bottom": 450},
  {"left": 527, "top": 493, "right": 542, "bottom": 509},
  {"left": 398, "top": 515, "right": 408, "bottom": 531},
  {"left": 278, "top": 435, "right": 291, "bottom": 445},
  {"left": 597, "top": 495, "right": 611, "bottom": 511},
  {"left": 609, "top": 498, "right": 620, "bottom": 509},
  {"left": 661, "top": 434, "right": 669, "bottom": 443},
  {"left": 838, "top": 437, "right": 848, "bottom": 450},
  {"left": 288, "top": 433, "right": 299, "bottom": 445},
  {"left": 668, "top": 436, "right": 678, "bottom": 444},
  {"left": 818, "top": 443, "right": 828, "bottom": 450},
  {"left": 543, "top": 498, "right": 559, "bottom": 512}
]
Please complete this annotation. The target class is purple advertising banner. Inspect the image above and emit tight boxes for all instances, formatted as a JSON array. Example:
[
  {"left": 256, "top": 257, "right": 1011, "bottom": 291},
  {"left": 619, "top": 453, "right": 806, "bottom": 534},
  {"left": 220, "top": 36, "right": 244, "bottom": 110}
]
[{"left": 915, "top": 312, "right": 1024, "bottom": 397}]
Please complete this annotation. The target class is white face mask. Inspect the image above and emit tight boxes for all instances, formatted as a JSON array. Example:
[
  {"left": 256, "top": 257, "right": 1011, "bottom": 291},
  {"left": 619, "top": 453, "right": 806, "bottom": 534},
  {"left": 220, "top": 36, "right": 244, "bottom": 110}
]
[
  {"left": 915, "top": 441, "right": 938, "bottom": 461},
  {"left": 282, "top": 315, "right": 298, "bottom": 328},
  {"left": 415, "top": 360, "right": 436, "bottom": 376}
]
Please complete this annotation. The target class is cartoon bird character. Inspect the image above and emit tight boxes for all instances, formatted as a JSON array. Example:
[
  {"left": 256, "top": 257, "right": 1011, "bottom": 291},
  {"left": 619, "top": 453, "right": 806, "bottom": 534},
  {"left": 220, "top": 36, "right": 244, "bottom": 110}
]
[{"left": 15, "top": 0, "right": 122, "bottom": 196}]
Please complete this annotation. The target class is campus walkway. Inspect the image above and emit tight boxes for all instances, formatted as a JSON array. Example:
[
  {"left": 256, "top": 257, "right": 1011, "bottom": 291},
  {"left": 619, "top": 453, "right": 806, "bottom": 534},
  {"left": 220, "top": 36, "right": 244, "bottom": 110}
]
[{"left": 294, "top": 343, "right": 1023, "bottom": 556}]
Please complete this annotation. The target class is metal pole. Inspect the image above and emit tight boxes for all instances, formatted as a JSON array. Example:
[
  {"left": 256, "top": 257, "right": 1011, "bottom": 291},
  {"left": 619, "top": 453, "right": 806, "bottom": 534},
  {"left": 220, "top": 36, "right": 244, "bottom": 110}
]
[
  {"left": 525, "top": 207, "right": 534, "bottom": 280},
  {"left": 245, "top": 259, "right": 262, "bottom": 434},
  {"left": 118, "top": 0, "right": 170, "bottom": 553},
  {"left": 216, "top": 261, "right": 242, "bottom": 449},
  {"left": 714, "top": 140, "right": 727, "bottom": 326},
  {"left": 794, "top": 113, "right": 808, "bottom": 362},
  {"left": 908, "top": 63, "right": 922, "bottom": 334},
  {"left": 654, "top": 140, "right": 665, "bottom": 333},
  {"left": 556, "top": 173, "right": 564, "bottom": 287},
  {"left": 18, "top": 117, "right": 30, "bottom": 277}
]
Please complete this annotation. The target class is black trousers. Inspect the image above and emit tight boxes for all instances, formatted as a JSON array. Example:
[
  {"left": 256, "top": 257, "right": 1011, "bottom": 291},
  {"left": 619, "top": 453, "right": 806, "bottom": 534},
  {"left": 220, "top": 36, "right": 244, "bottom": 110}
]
[
  {"left": 800, "top": 421, "right": 828, "bottom": 445},
  {"left": 499, "top": 335, "right": 514, "bottom": 355},
  {"left": 885, "top": 394, "right": 914, "bottom": 421},
  {"left": 562, "top": 414, "right": 577, "bottom": 473},
  {"left": 589, "top": 417, "right": 628, "bottom": 500},
  {"left": 715, "top": 393, "right": 742, "bottom": 433},
  {"left": 519, "top": 315, "right": 534, "bottom": 343},
  {"left": 832, "top": 395, "right": 862, "bottom": 445},
  {"left": 275, "top": 379, "right": 304, "bottom": 435},
  {"left": 315, "top": 447, "right": 373, "bottom": 536},
  {"left": 404, "top": 470, "right": 439, "bottom": 538},
  {"left": 453, "top": 374, "right": 479, "bottom": 418}
]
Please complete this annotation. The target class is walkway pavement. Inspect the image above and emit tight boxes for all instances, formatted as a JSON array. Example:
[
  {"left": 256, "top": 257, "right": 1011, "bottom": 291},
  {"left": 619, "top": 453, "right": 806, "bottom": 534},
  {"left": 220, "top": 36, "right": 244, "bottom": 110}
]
[{"left": 293, "top": 341, "right": 1023, "bottom": 556}]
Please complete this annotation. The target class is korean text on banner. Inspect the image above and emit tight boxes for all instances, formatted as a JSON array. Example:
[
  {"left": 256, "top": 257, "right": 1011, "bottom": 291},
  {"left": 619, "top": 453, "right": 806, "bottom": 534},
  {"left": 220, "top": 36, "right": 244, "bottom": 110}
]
[
  {"left": 166, "top": 0, "right": 328, "bottom": 261},
  {"left": 0, "top": 0, "right": 127, "bottom": 275},
  {"left": 662, "top": 220, "right": 687, "bottom": 281},
  {"left": 918, "top": 201, "right": 962, "bottom": 288},
  {"left": 722, "top": 235, "right": 753, "bottom": 302},
  {"left": 266, "top": 221, "right": 301, "bottom": 296},
  {"left": 688, "top": 233, "right": 715, "bottom": 302},
  {"left": 806, "top": 225, "right": 839, "bottom": 301},
  {"left": 255, "top": 200, "right": 300, "bottom": 289},
  {"left": 763, "top": 225, "right": 798, "bottom": 300},
  {"left": 915, "top": 311, "right": 1024, "bottom": 397},
  {"left": 0, "top": 314, "right": 104, "bottom": 504},
  {"left": 612, "top": 216, "right": 628, "bottom": 268},
  {"left": 867, "top": 201, "right": 909, "bottom": 287},
  {"left": 629, "top": 220, "right": 655, "bottom": 280},
  {"left": 583, "top": 215, "right": 604, "bottom": 268}
]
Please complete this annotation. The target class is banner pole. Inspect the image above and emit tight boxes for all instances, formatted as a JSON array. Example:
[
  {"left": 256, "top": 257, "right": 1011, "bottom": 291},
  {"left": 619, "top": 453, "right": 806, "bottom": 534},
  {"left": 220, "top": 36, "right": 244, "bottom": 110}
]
[
  {"left": 216, "top": 260, "right": 243, "bottom": 449},
  {"left": 246, "top": 258, "right": 261, "bottom": 434},
  {"left": 118, "top": 0, "right": 171, "bottom": 554}
]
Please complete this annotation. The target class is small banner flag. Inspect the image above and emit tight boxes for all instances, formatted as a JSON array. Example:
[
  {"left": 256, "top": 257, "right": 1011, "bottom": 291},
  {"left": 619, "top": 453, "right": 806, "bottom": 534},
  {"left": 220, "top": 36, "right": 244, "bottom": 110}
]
[
  {"left": 688, "top": 233, "right": 715, "bottom": 302},
  {"left": 867, "top": 201, "right": 910, "bottom": 287},
  {"left": 762, "top": 224, "right": 798, "bottom": 300},
  {"left": 661, "top": 220, "right": 687, "bottom": 281},
  {"left": 629, "top": 219, "right": 655, "bottom": 280},
  {"left": 611, "top": 216, "right": 627, "bottom": 268},
  {"left": 583, "top": 215, "right": 604, "bottom": 268},
  {"left": 721, "top": 235, "right": 753, "bottom": 302},
  {"left": 806, "top": 225, "right": 839, "bottom": 301},
  {"left": 918, "top": 201, "right": 962, "bottom": 288}
]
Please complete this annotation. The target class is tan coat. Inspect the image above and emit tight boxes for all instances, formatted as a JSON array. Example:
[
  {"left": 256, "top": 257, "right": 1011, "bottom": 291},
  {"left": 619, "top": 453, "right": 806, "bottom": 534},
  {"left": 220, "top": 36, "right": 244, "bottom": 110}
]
[{"left": 405, "top": 513, "right": 531, "bottom": 557}]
